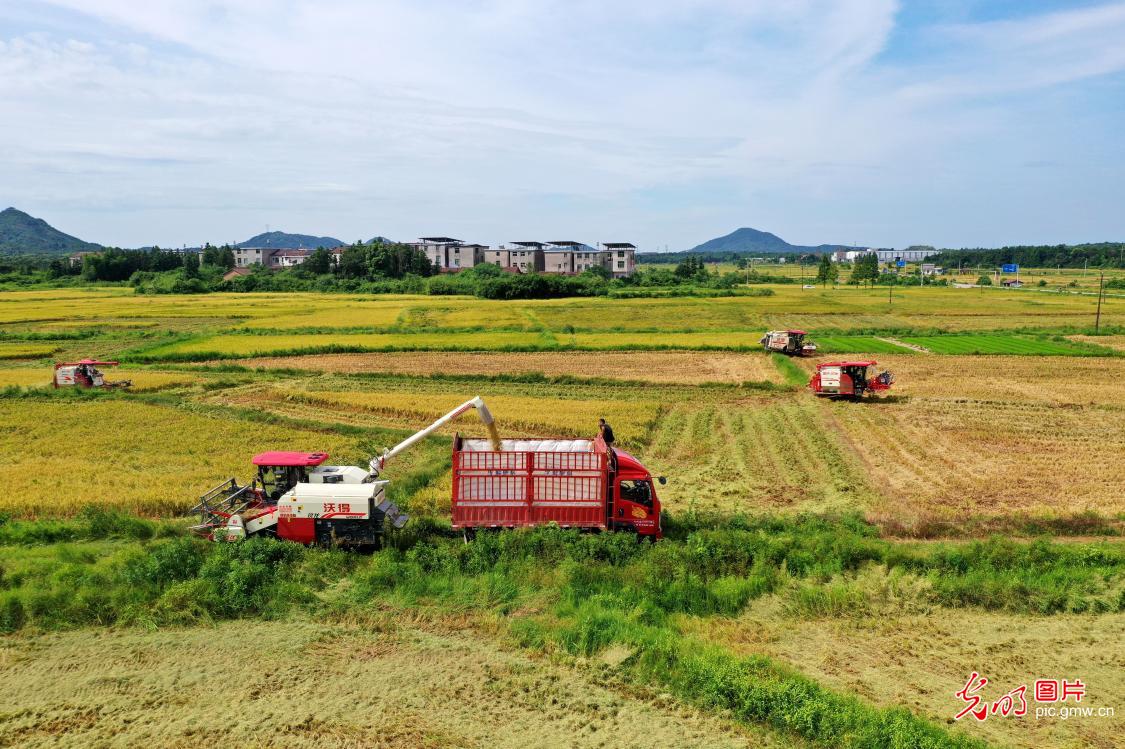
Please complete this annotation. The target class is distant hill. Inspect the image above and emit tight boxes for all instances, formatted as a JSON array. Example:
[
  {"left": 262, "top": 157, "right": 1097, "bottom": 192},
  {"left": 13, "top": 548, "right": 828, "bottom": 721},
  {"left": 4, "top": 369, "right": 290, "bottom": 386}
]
[
  {"left": 237, "top": 231, "right": 344, "bottom": 249},
  {"left": 0, "top": 207, "right": 101, "bottom": 255},
  {"left": 688, "top": 227, "right": 852, "bottom": 255}
]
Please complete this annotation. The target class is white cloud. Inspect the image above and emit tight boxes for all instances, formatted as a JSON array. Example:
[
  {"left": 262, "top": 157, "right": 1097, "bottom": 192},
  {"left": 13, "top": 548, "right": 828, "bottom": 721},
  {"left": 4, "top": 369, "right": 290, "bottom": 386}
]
[{"left": 1, "top": 1, "right": 1123, "bottom": 248}]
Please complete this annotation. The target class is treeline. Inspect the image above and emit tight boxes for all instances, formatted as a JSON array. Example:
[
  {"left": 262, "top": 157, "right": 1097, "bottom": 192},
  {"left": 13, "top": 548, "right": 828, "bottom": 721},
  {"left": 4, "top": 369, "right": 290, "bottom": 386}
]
[
  {"left": 639, "top": 250, "right": 805, "bottom": 264},
  {"left": 135, "top": 243, "right": 765, "bottom": 299},
  {"left": 931, "top": 242, "right": 1125, "bottom": 269}
]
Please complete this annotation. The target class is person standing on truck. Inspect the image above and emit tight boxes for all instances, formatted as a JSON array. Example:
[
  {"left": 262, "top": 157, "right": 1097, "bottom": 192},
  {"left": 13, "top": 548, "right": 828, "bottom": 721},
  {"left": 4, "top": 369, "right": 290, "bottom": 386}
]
[
  {"left": 598, "top": 418, "right": 617, "bottom": 473},
  {"left": 598, "top": 418, "right": 615, "bottom": 446}
]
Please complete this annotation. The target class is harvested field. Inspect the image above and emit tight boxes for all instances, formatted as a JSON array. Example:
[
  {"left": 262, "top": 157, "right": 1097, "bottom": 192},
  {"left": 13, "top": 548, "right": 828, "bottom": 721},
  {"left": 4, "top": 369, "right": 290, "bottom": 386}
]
[
  {"left": 1071, "top": 334, "right": 1125, "bottom": 352},
  {"left": 824, "top": 397, "right": 1125, "bottom": 524},
  {"left": 645, "top": 398, "right": 876, "bottom": 514},
  {"left": 0, "top": 619, "right": 784, "bottom": 749},
  {"left": 696, "top": 602, "right": 1125, "bottom": 749},
  {"left": 818, "top": 354, "right": 1125, "bottom": 406},
  {"left": 236, "top": 351, "right": 784, "bottom": 384}
]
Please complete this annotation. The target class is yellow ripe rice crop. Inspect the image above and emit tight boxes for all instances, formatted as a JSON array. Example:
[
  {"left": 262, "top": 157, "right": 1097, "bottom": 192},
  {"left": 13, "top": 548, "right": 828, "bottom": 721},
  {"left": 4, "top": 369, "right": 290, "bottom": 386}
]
[
  {"left": 0, "top": 368, "right": 197, "bottom": 392},
  {"left": 144, "top": 331, "right": 542, "bottom": 358},
  {"left": 0, "top": 343, "right": 58, "bottom": 359},
  {"left": 393, "top": 303, "right": 534, "bottom": 330},
  {"left": 529, "top": 297, "right": 767, "bottom": 331},
  {"left": 0, "top": 400, "right": 366, "bottom": 517},
  {"left": 252, "top": 302, "right": 408, "bottom": 330},
  {"left": 235, "top": 350, "right": 783, "bottom": 384},
  {"left": 562, "top": 331, "right": 766, "bottom": 349},
  {"left": 269, "top": 389, "right": 662, "bottom": 446}
]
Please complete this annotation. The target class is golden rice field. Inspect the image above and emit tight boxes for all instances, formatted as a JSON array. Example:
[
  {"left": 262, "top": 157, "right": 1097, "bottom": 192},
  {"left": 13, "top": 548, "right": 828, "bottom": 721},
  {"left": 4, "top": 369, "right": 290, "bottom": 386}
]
[
  {"left": 140, "top": 331, "right": 546, "bottom": 358},
  {"left": 236, "top": 350, "right": 784, "bottom": 384},
  {"left": 2, "top": 286, "right": 1123, "bottom": 337},
  {"left": 229, "top": 386, "right": 663, "bottom": 448},
  {"left": 1, "top": 287, "right": 1124, "bottom": 527},
  {"left": 4, "top": 285, "right": 1125, "bottom": 749},
  {"left": 0, "top": 367, "right": 197, "bottom": 392},
  {"left": 0, "top": 400, "right": 370, "bottom": 517},
  {"left": 0, "top": 343, "right": 58, "bottom": 359}
]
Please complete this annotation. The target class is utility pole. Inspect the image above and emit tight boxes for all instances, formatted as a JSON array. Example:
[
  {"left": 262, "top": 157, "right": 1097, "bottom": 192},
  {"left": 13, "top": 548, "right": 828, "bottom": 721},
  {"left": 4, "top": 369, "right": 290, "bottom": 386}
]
[{"left": 1095, "top": 272, "right": 1105, "bottom": 334}]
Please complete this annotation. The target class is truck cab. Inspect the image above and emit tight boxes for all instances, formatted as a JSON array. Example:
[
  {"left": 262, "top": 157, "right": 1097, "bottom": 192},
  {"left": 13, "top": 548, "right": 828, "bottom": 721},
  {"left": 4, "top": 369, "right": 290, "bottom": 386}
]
[{"left": 609, "top": 449, "right": 663, "bottom": 538}]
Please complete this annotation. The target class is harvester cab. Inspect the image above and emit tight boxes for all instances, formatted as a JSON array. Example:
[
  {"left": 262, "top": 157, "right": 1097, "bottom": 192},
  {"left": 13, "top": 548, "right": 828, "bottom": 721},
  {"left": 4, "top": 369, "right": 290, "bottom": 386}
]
[
  {"left": 761, "top": 330, "right": 817, "bottom": 356},
  {"left": 53, "top": 359, "right": 132, "bottom": 389},
  {"left": 809, "top": 360, "right": 894, "bottom": 398}
]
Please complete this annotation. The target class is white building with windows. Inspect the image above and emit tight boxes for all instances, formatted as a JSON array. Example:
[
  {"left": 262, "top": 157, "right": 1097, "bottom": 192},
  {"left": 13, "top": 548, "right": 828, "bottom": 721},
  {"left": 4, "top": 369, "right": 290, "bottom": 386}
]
[{"left": 876, "top": 247, "right": 938, "bottom": 263}]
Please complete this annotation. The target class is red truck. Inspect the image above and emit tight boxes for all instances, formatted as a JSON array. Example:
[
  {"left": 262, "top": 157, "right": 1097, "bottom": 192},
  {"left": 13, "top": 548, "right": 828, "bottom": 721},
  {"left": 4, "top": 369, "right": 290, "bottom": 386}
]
[{"left": 451, "top": 435, "right": 664, "bottom": 539}]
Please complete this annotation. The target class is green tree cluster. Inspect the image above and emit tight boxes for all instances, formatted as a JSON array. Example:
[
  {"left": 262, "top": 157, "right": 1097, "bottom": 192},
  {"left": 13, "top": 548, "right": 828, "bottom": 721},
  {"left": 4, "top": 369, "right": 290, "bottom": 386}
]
[
  {"left": 816, "top": 254, "right": 838, "bottom": 286},
  {"left": 848, "top": 253, "right": 880, "bottom": 286}
]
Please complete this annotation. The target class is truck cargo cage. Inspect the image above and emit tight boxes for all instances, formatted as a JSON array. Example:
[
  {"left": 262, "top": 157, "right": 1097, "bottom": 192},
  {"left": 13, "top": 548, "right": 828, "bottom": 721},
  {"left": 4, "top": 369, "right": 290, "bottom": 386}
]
[{"left": 452, "top": 439, "right": 609, "bottom": 530}]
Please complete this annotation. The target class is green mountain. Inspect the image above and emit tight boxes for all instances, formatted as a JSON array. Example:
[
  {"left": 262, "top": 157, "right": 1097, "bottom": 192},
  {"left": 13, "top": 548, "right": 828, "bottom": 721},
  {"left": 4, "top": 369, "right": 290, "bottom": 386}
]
[
  {"left": 0, "top": 207, "right": 101, "bottom": 255},
  {"left": 237, "top": 231, "right": 344, "bottom": 249},
  {"left": 688, "top": 227, "right": 851, "bottom": 255}
]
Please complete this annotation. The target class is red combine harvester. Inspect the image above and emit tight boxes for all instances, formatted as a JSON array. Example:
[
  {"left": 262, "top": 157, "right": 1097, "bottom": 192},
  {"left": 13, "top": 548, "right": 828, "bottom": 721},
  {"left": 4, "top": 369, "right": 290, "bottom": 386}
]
[
  {"left": 53, "top": 359, "right": 132, "bottom": 389},
  {"left": 761, "top": 330, "right": 817, "bottom": 356},
  {"left": 194, "top": 395, "right": 666, "bottom": 546},
  {"left": 451, "top": 435, "right": 664, "bottom": 540},
  {"left": 191, "top": 396, "right": 503, "bottom": 546},
  {"left": 809, "top": 360, "right": 894, "bottom": 399}
]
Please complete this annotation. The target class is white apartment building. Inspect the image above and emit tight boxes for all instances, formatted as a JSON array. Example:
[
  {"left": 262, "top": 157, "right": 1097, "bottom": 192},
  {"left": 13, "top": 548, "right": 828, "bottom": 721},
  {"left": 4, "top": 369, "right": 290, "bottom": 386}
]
[
  {"left": 602, "top": 243, "right": 637, "bottom": 277},
  {"left": 411, "top": 236, "right": 637, "bottom": 277},
  {"left": 486, "top": 242, "right": 546, "bottom": 273},
  {"left": 876, "top": 247, "right": 938, "bottom": 263}
]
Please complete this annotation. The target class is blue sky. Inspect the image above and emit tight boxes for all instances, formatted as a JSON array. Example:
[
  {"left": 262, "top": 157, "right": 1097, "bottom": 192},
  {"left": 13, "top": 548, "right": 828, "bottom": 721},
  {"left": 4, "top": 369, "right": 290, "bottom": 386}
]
[{"left": 1, "top": 0, "right": 1123, "bottom": 250}]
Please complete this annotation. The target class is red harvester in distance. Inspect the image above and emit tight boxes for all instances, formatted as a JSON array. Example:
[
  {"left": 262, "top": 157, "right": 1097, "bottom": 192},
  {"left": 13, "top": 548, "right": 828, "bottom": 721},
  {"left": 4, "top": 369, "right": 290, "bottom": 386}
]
[
  {"left": 809, "top": 360, "right": 894, "bottom": 398},
  {"left": 53, "top": 359, "right": 132, "bottom": 389}
]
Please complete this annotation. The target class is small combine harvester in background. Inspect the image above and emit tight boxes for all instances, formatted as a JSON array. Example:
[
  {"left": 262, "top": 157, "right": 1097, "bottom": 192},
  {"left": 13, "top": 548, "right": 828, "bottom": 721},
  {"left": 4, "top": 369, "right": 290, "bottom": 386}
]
[
  {"left": 809, "top": 360, "right": 894, "bottom": 399},
  {"left": 53, "top": 359, "right": 132, "bottom": 389},
  {"left": 193, "top": 396, "right": 503, "bottom": 547},
  {"left": 760, "top": 330, "right": 817, "bottom": 356}
]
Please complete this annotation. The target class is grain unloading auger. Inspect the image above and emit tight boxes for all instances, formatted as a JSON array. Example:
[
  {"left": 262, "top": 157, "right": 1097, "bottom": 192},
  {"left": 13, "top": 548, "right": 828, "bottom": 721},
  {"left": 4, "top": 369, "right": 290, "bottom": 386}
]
[{"left": 192, "top": 396, "right": 501, "bottom": 547}]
